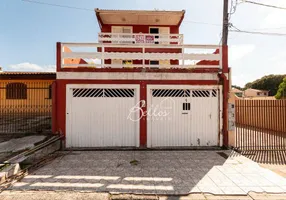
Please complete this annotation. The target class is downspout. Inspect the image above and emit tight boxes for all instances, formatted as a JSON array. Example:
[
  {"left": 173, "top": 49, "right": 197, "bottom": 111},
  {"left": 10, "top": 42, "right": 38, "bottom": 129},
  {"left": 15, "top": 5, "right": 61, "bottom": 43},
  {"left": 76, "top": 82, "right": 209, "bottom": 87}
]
[{"left": 220, "top": 45, "right": 230, "bottom": 148}]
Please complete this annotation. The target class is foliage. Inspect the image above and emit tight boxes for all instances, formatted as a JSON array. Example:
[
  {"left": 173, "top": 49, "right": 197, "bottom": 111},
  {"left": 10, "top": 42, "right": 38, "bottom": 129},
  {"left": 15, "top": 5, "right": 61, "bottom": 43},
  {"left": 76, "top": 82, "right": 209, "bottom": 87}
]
[
  {"left": 244, "top": 74, "right": 286, "bottom": 96},
  {"left": 275, "top": 77, "right": 286, "bottom": 99},
  {"left": 232, "top": 85, "right": 244, "bottom": 91}
]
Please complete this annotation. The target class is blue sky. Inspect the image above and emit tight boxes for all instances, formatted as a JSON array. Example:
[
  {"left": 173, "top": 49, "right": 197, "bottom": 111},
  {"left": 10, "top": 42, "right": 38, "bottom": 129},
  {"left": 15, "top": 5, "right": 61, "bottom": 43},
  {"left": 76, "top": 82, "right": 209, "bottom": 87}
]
[{"left": 0, "top": 0, "right": 285, "bottom": 87}]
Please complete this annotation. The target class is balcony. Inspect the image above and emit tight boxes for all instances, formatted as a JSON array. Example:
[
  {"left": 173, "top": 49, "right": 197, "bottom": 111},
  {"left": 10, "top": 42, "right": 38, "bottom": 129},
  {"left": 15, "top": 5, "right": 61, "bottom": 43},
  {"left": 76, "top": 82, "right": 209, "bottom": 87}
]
[
  {"left": 98, "top": 32, "right": 184, "bottom": 45},
  {"left": 59, "top": 42, "right": 222, "bottom": 70}
]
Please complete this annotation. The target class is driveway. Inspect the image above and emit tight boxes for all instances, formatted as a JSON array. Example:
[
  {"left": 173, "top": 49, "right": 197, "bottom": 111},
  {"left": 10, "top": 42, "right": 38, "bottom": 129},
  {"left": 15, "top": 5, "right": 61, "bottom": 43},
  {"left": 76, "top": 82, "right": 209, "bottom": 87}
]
[{"left": 9, "top": 150, "right": 286, "bottom": 195}]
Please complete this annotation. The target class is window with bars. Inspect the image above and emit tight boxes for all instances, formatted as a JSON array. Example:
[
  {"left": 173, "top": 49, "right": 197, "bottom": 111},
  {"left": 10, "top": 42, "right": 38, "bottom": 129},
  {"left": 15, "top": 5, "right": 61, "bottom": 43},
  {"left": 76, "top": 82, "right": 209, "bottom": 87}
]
[
  {"left": 152, "top": 89, "right": 190, "bottom": 97},
  {"left": 192, "top": 90, "right": 210, "bottom": 97},
  {"left": 183, "top": 102, "right": 191, "bottom": 111},
  {"left": 192, "top": 90, "right": 218, "bottom": 97},
  {"left": 72, "top": 88, "right": 135, "bottom": 98},
  {"left": 6, "top": 83, "right": 27, "bottom": 99},
  {"left": 152, "top": 89, "right": 218, "bottom": 98}
]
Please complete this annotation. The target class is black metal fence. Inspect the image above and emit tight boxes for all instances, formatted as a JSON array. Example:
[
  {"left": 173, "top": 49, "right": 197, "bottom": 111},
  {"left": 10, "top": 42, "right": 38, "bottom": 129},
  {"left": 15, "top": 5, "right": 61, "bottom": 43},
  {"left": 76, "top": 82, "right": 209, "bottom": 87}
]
[{"left": 0, "top": 81, "right": 52, "bottom": 135}]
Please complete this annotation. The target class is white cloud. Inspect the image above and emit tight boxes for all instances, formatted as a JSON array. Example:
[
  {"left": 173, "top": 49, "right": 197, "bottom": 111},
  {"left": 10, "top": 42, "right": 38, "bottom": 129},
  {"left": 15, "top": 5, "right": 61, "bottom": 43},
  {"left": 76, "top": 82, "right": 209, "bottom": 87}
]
[
  {"left": 7, "top": 62, "right": 56, "bottom": 72},
  {"left": 229, "top": 44, "right": 255, "bottom": 62}
]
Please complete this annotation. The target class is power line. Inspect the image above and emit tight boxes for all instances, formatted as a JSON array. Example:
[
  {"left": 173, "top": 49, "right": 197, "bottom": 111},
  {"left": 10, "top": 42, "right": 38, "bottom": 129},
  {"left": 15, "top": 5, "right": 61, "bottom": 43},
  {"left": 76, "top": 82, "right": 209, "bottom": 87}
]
[
  {"left": 252, "top": 26, "right": 286, "bottom": 31},
  {"left": 242, "top": 0, "right": 286, "bottom": 10},
  {"left": 230, "top": 29, "right": 286, "bottom": 36},
  {"left": 21, "top": 0, "right": 93, "bottom": 11},
  {"left": 230, "top": 0, "right": 240, "bottom": 15}
]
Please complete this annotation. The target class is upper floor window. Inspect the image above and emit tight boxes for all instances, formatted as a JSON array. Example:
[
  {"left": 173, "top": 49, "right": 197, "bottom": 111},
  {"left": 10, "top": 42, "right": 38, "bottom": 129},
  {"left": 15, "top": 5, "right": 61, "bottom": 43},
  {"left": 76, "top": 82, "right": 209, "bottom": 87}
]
[
  {"left": 6, "top": 83, "right": 27, "bottom": 99},
  {"left": 111, "top": 59, "right": 133, "bottom": 68},
  {"left": 150, "top": 28, "right": 159, "bottom": 44},
  {"left": 122, "top": 60, "right": 132, "bottom": 65},
  {"left": 111, "top": 26, "right": 133, "bottom": 44},
  {"left": 149, "top": 27, "right": 170, "bottom": 44},
  {"left": 150, "top": 60, "right": 159, "bottom": 68}
]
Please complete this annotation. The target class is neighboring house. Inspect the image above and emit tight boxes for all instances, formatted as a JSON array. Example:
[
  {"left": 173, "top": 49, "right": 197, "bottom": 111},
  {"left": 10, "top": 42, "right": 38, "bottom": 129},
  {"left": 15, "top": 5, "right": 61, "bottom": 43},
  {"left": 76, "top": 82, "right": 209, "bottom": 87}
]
[
  {"left": 53, "top": 9, "right": 230, "bottom": 148},
  {"left": 244, "top": 88, "right": 269, "bottom": 98},
  {"left": 231, "top": 88, "right": 243, "bottom": 97},
  {"left": 0, "top": 72, "right": 56, "bottom": 113}
]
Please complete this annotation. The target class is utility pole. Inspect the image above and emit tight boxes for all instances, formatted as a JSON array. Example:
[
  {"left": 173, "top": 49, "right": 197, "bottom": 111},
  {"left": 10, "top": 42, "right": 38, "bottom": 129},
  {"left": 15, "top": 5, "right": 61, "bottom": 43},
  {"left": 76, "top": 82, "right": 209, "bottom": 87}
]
[{"left": 222, "top": 0, "right": 229, "bottom": 45}]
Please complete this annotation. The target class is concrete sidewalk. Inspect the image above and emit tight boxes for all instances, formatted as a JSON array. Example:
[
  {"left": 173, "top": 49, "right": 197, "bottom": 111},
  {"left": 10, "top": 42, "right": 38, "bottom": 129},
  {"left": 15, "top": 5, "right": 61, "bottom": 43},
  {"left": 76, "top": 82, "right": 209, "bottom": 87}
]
[
  {"left": 0, "top": 135, "right": 47, "bottom": 163},
  {"left": 9, "top": 150, "right": 286, "bottom": 195},
  {"left": 1, "top": 191, "right": 286, "bottom": 200}
]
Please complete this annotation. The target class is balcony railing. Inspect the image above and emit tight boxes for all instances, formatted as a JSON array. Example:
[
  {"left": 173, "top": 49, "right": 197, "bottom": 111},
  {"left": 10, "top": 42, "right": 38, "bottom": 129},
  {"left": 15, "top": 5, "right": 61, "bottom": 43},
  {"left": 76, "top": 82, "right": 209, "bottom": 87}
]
[
  {"left": 98, "top": 32, "right": 184, "bottom": 45},
  {"left": 60, "top": 43, "right": 222, "bottom": 69}
]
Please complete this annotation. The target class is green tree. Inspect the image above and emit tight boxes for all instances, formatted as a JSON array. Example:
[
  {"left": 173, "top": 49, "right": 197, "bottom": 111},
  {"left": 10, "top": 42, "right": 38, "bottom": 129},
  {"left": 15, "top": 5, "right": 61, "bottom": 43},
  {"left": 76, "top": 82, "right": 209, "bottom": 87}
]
[
  {"left": 232, "top": 85, "right": 243, "bottom": 91},
  {"left": 244, "top": 74, "right": 285, "bottom": 96},
  {"left": 275, "top": 77, "right": 286, "bottom": 99}
]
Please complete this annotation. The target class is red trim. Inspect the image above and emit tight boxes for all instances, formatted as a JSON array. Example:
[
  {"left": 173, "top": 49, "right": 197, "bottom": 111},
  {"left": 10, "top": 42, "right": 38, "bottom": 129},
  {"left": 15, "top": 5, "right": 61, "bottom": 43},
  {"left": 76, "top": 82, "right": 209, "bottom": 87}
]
[
  {"left": 222, "top": 45, "right": 229, "bottom": 147},
  {"left": 56, "top": 42, "right": 61, "bottom": 72},
  {"left": 56, "top": 80, "right": 66, "bottom": 137},
  {"left": 59, "top": 68, "right": 220, "bottom": 73},
  {"left": 222, "top": 46, "right": 228, "bottom": 73},
  {"left": 52, "top": 81, "right": 57, "bottom": 133},
  {"left": 140, "top": 82, "right": 147, "bottom": 147},
  {"left": 56, "top": 79, "right": 219, "bottom": 85},
  {"left": 101, "top": 23, "right": 182, "bottom": 27}
]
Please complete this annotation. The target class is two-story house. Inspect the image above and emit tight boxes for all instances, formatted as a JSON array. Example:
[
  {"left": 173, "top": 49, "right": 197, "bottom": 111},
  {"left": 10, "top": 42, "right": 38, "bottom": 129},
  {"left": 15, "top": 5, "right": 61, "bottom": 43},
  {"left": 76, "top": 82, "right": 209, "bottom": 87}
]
[{"left": 53, "top": 9, "right": 230, "bottom": 148}]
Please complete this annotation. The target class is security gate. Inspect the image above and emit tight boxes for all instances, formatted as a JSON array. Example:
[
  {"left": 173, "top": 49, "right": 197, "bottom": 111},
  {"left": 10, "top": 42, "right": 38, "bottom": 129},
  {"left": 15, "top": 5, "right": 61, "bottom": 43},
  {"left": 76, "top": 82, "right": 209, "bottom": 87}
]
[
  {"left": 147, "top": 85, "right": 220, "bottom": 147},
  {"left": 66, "top": 84, "right": 140, "bottom": 148},
  {"left": 0, "top": 81, "right": 52, "bottom": 135}
]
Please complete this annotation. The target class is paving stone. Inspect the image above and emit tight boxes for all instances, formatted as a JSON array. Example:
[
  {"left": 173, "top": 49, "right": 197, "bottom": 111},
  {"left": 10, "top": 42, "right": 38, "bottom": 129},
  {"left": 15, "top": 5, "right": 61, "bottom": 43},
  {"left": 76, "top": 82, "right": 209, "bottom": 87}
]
[
  {"left": 220, "top": 186, "right": 245, "bottom": 194},
  {"left": 260, "top": 186, "right": 284, "bottom": 193},
  {"left": 240, "top": 187, "right": 264, "bottom": 193},
  {"left": 0, "top": 191, "right": 110, "bottom": 200},
  {"left": 248, "top": 192, "right": 286, "bottom": 200},
  {"left": 8, "top": 150, "right": 286, "bottom": 196},
  {"left": 198, "top": 185, "right": 224, "bottom": 195}
]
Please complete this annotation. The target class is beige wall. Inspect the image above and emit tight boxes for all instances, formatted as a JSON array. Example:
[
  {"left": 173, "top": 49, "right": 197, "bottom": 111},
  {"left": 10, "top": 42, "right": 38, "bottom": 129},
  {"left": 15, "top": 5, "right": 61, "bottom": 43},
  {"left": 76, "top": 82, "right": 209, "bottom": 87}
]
[
  {"left": 236, "top": 100, "right": 286, "bottom": 133},
  {"left": 244, "top": 89, "right": 268, "bottom": 97},
  {"left": 228, "top": 92, "right": 239, "bottom": 147}
]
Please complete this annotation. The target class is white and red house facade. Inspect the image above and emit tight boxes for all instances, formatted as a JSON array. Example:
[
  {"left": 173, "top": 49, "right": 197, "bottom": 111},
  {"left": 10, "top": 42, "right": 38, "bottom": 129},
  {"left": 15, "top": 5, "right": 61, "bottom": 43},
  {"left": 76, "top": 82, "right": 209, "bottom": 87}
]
[{"left": 53, "top": 9, "right": 230, "bottom": 148}]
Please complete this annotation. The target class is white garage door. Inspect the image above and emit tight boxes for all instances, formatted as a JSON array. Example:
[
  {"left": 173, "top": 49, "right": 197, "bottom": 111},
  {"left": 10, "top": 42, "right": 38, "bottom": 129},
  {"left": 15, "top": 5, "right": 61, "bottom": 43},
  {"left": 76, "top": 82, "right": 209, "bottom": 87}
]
[
  {"left": 66, "top": 84, "right": 140, "bottom": 148},
  {"left": 147, "top": 85, "right": 220, "bottom": 147}
]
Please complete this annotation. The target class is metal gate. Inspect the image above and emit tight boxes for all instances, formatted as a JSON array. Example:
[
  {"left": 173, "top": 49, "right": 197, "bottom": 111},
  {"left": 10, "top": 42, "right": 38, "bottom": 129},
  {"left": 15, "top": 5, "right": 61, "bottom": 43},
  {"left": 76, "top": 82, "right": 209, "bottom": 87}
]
[
  {"left": 147, "top": 85, "right": 221, "bottom": 147},
  {"left": 0, "top": 81, "right": 52, "bottom": 135},
  {"left": 66, "top": 84, "right": 140, "bottom": 148},
  {"left": 235, "top": 100, "right": 286, "bottom": 151}
]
